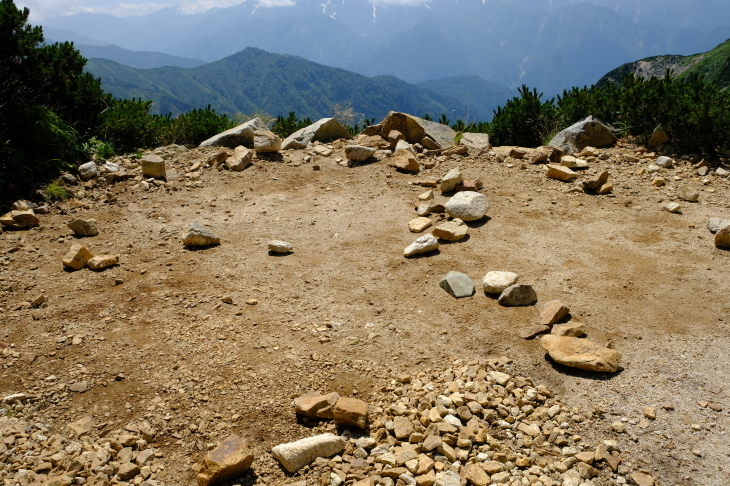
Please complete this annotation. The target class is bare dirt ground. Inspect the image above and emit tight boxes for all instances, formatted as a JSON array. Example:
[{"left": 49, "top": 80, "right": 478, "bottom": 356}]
[{"left": 1, "top": 140, "right": 729, "bottom": 486}]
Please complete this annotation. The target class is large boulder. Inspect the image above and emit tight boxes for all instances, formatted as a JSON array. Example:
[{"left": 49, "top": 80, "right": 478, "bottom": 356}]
[
  {"left": 379, "top": 112, "right": 456, "bottom": 149},
  {"left": 281, "top": 118, "right": 352, "bottom": 149},
  {"left": 548, "top": 116, "right": 617, "bottom": 154},
  {"left": 541, "top": 335, "right": 621, "bottom": 373},
  {"left": 199, "top": 118, "right": 268, "bottom": 148}
]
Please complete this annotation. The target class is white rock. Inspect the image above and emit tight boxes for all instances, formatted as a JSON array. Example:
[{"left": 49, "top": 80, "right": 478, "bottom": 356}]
[
  {"left": 271, "top": 433, "right": 346, "bottom": 473},
  {"left": 707, "top": 218, "right": 730, "bottom": 234},
  {"left": 440, "top": 168, "right": 463, "bottom": 193},
  {"left": 404, "top": 234, "right": 439, "bottom": 257},
  {"left": 78, "top": 161, "right": 97, "bottom": 180},
  {"left": 182, "top": 221, "right": 220, "bottom": 247},
  {"left": 199, "top": 118, "right": 267, "bottom": 147},
  {"left": 444, "top": 192, "right": 488, "bottom": 221},
  {"left": 268, "top": 240, "right": 293, "bottom": 253},
  {"left": 482, "top": 271, "right": 519, "bottom": 293},
  {"left": 344, "top": 145, "right": 377, "bottom": 163},
  {"left": 665, "top": 202, "right": 681, "bottom": 213},
  {"left": 655, "top": 156, "right": 673, "bottom": 168}
]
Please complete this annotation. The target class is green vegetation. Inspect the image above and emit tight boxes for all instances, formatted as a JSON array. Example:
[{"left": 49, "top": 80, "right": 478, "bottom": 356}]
[{"left": 42, "top": 181, "right": 73, "bottom": 201}]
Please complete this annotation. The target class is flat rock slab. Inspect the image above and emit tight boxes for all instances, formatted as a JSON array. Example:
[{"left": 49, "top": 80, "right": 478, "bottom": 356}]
[
  {"left": 540, "top": 300, "right": 569, "bottom": 326},
  {"left": 444, "top": 192, "right": 488, "bottom": 221},
  {"left": 546, "top": 164, "right": 578, "bottom": 182},
  {"left": 432, "top": 219, "right": 468, "bottom": 241},
  {"left": 345, "top": 145, "right": 377, "bottom": 163},
  {"left": 0, "top": 210, "right": 40, "bottom": 229},
  {"left": 482, "top": 271, "right": 519, "bottom": 294},
  {"left": 498, "top": 284, "right": 537, "bottom": 306},
  {"left": 282, "top": 118, "right": 352, "bottom": 150},
  {"left": 520, "top": 325, "right": 550, "bottom": 339},
  {"left": 182, "top": 221, "right": 220, "bottom": 247},
  {"left": 333, "top": 397, "right": 368, "bottom": 429},
  {"left": 200, "top": 118, "right": 267, "bottom": 148},
  {"left": 197, "top": 435, "right": 254, "bottom": 486},
  {"left": 551, "top": 321, "right": 586, "bottom": 337},
  {"left": 268, "top": 240, "right": 293, "bottom": 253},
  {"left": 404, "top": 234, "right": 439, "bottom": 257},
  {"left": 439, "top": 271, "right": 475, "bottom": 298},
  {"left": 541, "top": 335, "right": 621, "bottom": 373},
  {"left": 87, "top": 254, "right": 119, "bottom": 271},
  {"left": 294, "top": 392, "right": 340, "bottom": 419},
  {"left": 408, "top": 217, "right": 432, "bottom": 233},
  {"left": 271, "top": 434, "right": 346, "bottom": 473}
]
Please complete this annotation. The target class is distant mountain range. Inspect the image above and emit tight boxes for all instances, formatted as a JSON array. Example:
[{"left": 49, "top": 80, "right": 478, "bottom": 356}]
[
  {"left": 43, "top": 0, "right": 730, "bottom": 96},
  {"left": 85, "top": 48, "right": 514, "bottom": 121},
  {"left": 598, "top": 38, "right": 730, "bottom": 89}
]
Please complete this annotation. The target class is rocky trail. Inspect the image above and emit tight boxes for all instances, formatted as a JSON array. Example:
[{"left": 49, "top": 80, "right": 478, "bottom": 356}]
[{"left": 1, "top": 114, "right": 729, "bottom": 486}]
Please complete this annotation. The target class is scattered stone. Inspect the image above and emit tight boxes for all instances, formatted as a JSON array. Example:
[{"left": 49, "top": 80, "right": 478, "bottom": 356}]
[
  {"left": 540, "top": 300, "right": 569, "bottom": 326},
  {"left": 253, "top": 130, "right": 281, "bottom": 153},
  {"left": 630, "top": 472, "right": 655, "bottom": 486},
  {"left": 409, "top": 217, "right": 432, "bottom": 233},
  {"left": 312, "top": 145, "right": 334, "bottom": 157},
  {"left": 379, "top": 112, "right": 456, "bottom": 149},
  {"left": 67, "top": 218, "right": 99, "bottom": 236},
  {"left": 462, "top": 463, "right": 490, "bottom": 486},
  {"left": 67, "top": 416, "right": 93, "bottom": 438},
  {"left": 225, "top": 146, "right": 253, "bottom": 171},
  {"left": 182, "top": 221, "right": 220, "bottom": 247},
  {"left": 333, "top": 397, "right": 368, "bottom": 429},
  {"left": 546, "top": 164, "right": 579, "bottom": 182},
  {"left": 439, "top": 271, "right": 475, "bottom": 298},
  {"left": 62, "top": 244, "right": 93, "bottom": 270},
  {"left": 0, "top": 210, "right": 40, "bottom": 229},
  {"left": 643, "top": 406, "right": 656, "bottom": 420},
  {"left": 404, "top": 234, "right": 439, "bottom": 257},
  {"left": 677, "top": 187, "right": 699, "bottom": 202},
  {"left": 716, "top": 167, "right": 729, "bottom": 177},
  {"left": 432, "top": 218, "right": 468, "bottom": 241},
  {"left": 541, "top": 335, "right": 621, "bottom": 373},
  {"left": 459, "top": 133, "right": 491, "bottom": 154},
  {"left": 440, "top": 168, "right": 463, "bottom": 193},
  {"left": 707, "top": 218, "right": 730, "bottom": 233},
  {"left": 394, "top": 139, "right": 417, "bottom": 157},
  {"left": 87, "top": 254, "right": 119, "bottom": 271},
  {"left": 78, "top": 161, "right": 97, "bottom": 180},
  {"left": 444, "top": 192, "right": 488, "bottom": 221},
  {"left": 498, "top": 284, "right": 537, "bottom": 306},
  {"left": 655, "top": 156, "right": 673, "bottom": 168},
  {"left": 597, "top": 182, "right": 613, "bottom": 194},
  {"left": 345, "top": 145, "right": 377, "bottom": 164},
  {"left": 200, "top": 118, "right": 267, "bottom": 148},
  {"left": 271, "top": 434, "right": 346, "bottom": 473},
  {"left": 582, "top": 171, "right": 609, "bottom": 191},
  {"left": 482, "top": 271, "right": 519, "bottom": 294},
  {"left": 30, "top": 294, "right": 46, "bottom": 307},
  {"left": 12, "top": 200, "right": 37, "bottom": 210},
  {"left": 196, "top": 435, "right": 254, "bottom": 486},
  {"left": 647, "top": 124, "right": 671, "bottom": 147},
  {"left": 418, "top": 190, "right": 434, "bottom": 201},
  {"left": 560, "top": 155, "right": 589, "bottom": 169},
  {"left": 294, "top": 392, "right": 341, "bottom": 419},
  {"left": 715, "top": 225, "right": 730, "bottom": 249},
  {"left": 140, "top": 154, "right": 166, "bottom": 178},
  {"left": 394, "top": 152, "right": 420, "bottom": 172},
  {"left": 665, "top": 203, "right": 681, "bottom": 213},
  {"left": 388, "top": 130, "right": 405, "bottom": 148},
  {"left": 520, "top": 325, "right": 550, "bottom": 339},
  {"left": 268, "top": 240, "right": 293, "bottom": 254},
  {"left": 551, "top": 321, "right": 586, "bottom": 337},
  {"left": 282, "top": 118, "right": 352, "bottom": 149},
  {"left": 548, "top": 115, "right": 618, "bottom": 154},
  {"left": 651, "top": 176, "right": 665, "bottom": 187}
]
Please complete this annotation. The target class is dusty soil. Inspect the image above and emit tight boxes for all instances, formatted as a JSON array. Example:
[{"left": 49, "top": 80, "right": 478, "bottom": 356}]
[{"left": 1, "top": 140, "right": 729, "bottom": 486}]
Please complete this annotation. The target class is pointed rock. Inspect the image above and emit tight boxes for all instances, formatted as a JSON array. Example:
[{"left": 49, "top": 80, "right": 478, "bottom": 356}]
[
  {"left": 548, "top": 115, "right": 617, "bottom": 154},
  {"left": 62, "top": 244, "right": 93, "bottom": 270},
  {"left": 379, "top": 112, "right": 456, "bottom": 149},
  {"left": 404, "top": 234, "right": 439, "bottom": 257},
  {"left": 439, "top": 271, "right": 475, "bottom": 298},
  {"left": 282, "top": 118, "right": 352, "bottom": 149},
  {"left": 200, "top": 118, "right": 267, "bottom": 148},
  {"left": 253, "top": 130, "right": 281, "bottom": 153}
]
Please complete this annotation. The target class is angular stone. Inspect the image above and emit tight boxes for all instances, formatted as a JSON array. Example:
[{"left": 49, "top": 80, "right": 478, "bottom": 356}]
[
  {"left": 200, "top": 118, "right": 268, "bottom": 148},
  {"left": 182, "top": 221, "right": 220, "bottom": 247},
  {"left": 333, "top": 397, "right": 368, "bottom": 429},
  {"left": 78, "top": 161, "right": 97, "bottom": 181},
  {"left": 525, "top": 146, "right": 552, "bottom": 164},
  {"left": 439, "top": 271, "right": 475, "bottom": 298},
  {"left": 546, "top": 164, "right": 578, "bottom": 182},
  {"left": 520, "top": 325, "right": 550, "bottom": 339},
  {"left": 272, "top": 434, "right": 346, "bottom": 473},
  {"left": 630, "top": 472, "right": 655, "bottom": 486},
  {"left": 67, "top": 416, "right": 93, "bottom": 438},
  {"left": 117, "top": 462, "right": 140, "bottom": 481},
  {"left": 388, "top": 130, "right": 405, "bottom": 148},
  {"left": 404, "top": 234, "right": 439, "bottom": 257},
  {"left": 0, "top": 209, "right": 40, "bottom": 229},
  {"left": 540, "top": 300, "right": 569, "bottom": 326},
  {"left": 655, "top": 156, "right": 673, "bottom": 168},
  {"left": 282, "top": 118, "right": 352, "bottom": 149},
  {"left": 551, "top": 321, "right": 586, "bottom": 337},
  {"left": 498, "top": 284, "right": 537, "bottom": 306},
  {"left": 677, "top": 187, "right": 699, "bottom": 202},
  {"left": 444, "top": 192, "right": 488, "bottom": 221},
  {"left": 140, "top": 154, "right": 166, "bottom": 178},
  {"left": 648, "top": 124, "right": 671, "bottom": 147},
  {"left": 409, "top": 217, "right": 432, "bottom": 233},
  {"left": 462, "top": 463, "right": 490, "bottom": 486},
  {"left": 253, "top": 130, "right": 281, "bottom": 153},
  {"left": 707, "top": 218, "right": 730, "bottom": 234},
  {"left": 395, "top": 139, "right": 417, "bottom": 157},
  {"left": 393, "top": 416, "right": 414, "bottom": 440},
  {"left": 560, "top": 156, "right": 589, "bottom": 169},
  {"left": 345, "top": 145, "right": 377, "bottom": 163},
  {"left": 597, "top": 182, "right": 613, "bottom": 194},
  {"left": 432, "top": 219, "right": 468, "bottom": 241},
  {"left": 548, "top": 116, "right": 617, "bottom": 154},
  {"left": 416, "top": 470, "right": 436, "bottom": 486},
  {"left": 394, "top": 152, "right": 420, "bottom": 172},
  {"left": 483, "top": 461, "right": 504, "bottom": 475},
  {"left": 541, "top": 335, "right": 621, "bottom": 373},
  {"left": 294, "top": 392, "right": 340, "bottom": 419},
  {"left": 433, "top": 470, "right": 460, "bottom": 486},
  {"left": 379, "top": 112, "right": 456, "bottom": 149},
  {"left": 715, "top": 224, "right": 730, "bottom": 249},
  {"left": 440, "top": 168, "right": 463, "bottom": 193},
  {"left": 197, "top": 435, "right": 254, "bottom": 486},
  {"left": 87, "top": 254, "right": 119, "bottom": 271},
  {"left": 665, "top": 202, "right": 681, "bottom": 213},
  {"left": 582, "top": 171, "right": 609, "bottom": 191},
  {"left": 482, "top": 271, "right": 519, "bottom": 294},
  {"left": 268, "top": 240, "right": 293, "bottom": 253},
  {"left": 67, "top": 218, "right": 99, "bottom": 236},
  {"left": 459, "top": 133, "right": 491, "bottom": 154},
  {"left": 225, "top": 146, "right": 253, "bottom": 171},
  {"left": 62, "top": 244, "right": 94, "bottom": 270}
]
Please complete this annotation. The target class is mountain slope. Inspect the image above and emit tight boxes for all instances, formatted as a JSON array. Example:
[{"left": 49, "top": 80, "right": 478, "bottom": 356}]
[
  {"left": 417, "top": 76, "right": 515, "bottom": 122},
  {"left": 85, "top": 48, "right": 479, "bottom": 120},
  {"left": 78, "top": 44, "right": 205, "bottom": 69},
  {"left": 597, "top": 38, "right": 730, "bottom": 88}
]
